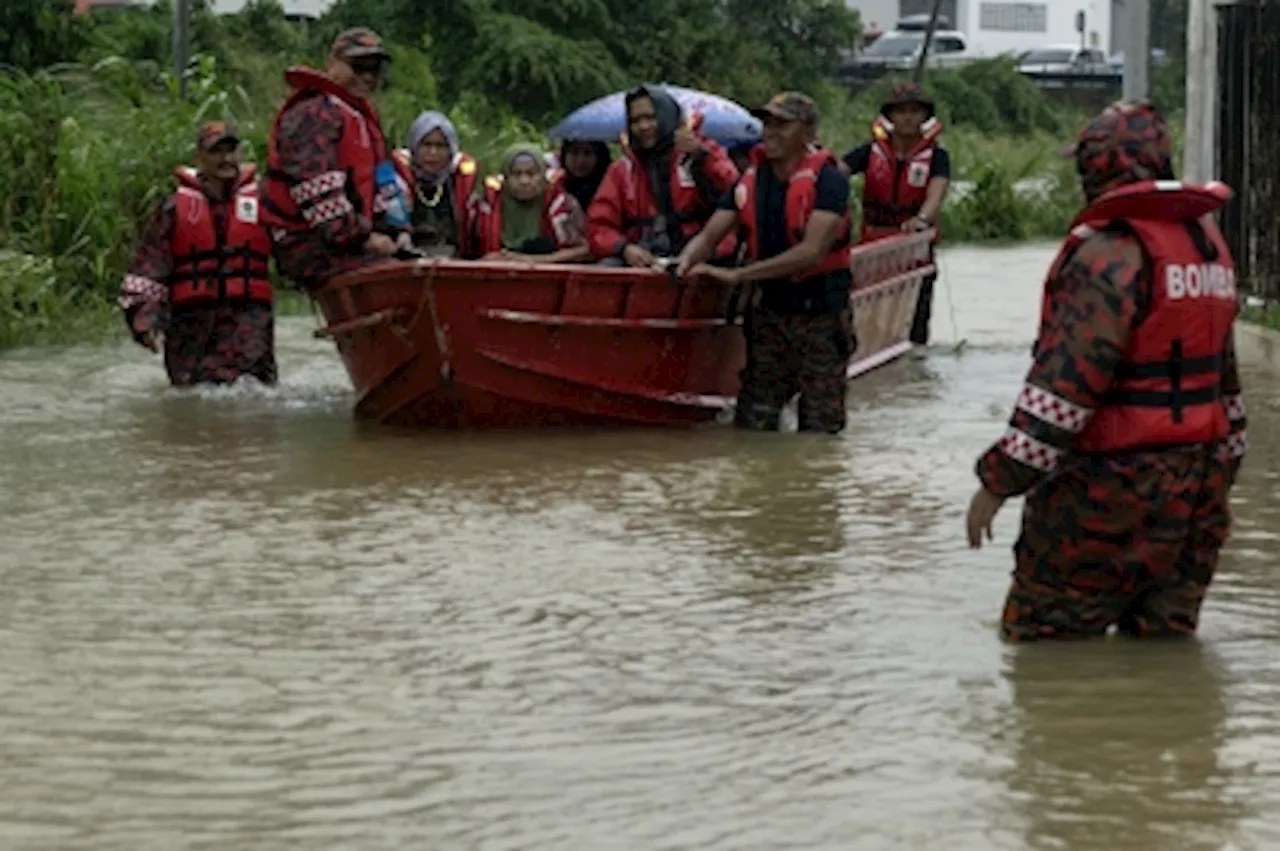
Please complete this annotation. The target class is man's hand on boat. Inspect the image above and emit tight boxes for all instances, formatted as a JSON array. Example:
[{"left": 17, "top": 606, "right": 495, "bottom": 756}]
[
  {"left": 475, "top": 249, "right": 544, "bottom": 263},
  {"left": 620, "top": 244, "right": 659, "bottom": 268},
  {"left": 365, "top": 232, "right": 417, "bottom": 259},
  {"left": 364, "top": 233, "right": 398, "bottom": 256},
  {"left": 680, "top": 262, "right": 739, "bottom": 284}
]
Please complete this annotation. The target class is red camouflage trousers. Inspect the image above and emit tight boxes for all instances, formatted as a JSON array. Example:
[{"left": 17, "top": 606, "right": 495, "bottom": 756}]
[
  {"left": 1001, "top": 445, "right": 1233, "bottom": 641},
  {"left": 163, "top": 303, "right": 278, "bottom": 388},
  {"left": 734, "top": 308, "right": 856, "bottom": 434}
]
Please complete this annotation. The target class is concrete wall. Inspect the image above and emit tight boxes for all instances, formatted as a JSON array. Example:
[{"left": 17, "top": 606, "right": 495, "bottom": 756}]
[
  {"left": 847, "top": 0, "right": 1115, "bottom": 57},
  {"left": 845, "top": 0, "right": 901, "bottom": 30},
  {"left": 80, "top": 0, "right": 334, "bottom": 15},
  {"left": 957, "top": 0, "right": 1112, "bottom": 56},
  {"left": 207, "top": 0, "right": 335, "bottom": 16}
]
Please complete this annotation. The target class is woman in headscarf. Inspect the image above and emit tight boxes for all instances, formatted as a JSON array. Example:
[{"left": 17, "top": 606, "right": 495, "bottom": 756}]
[
  {"left": 474, "top": 143, "right": 590, "bottom": 264},
  {"left": 587, "top": 84, "right": 739, "bottom": 267},
  {"left": 393, "top": 110, "right": 480, "bottom": 257},
  {"left": 554, "top": 139, "right": 611, "bottom": 211}
]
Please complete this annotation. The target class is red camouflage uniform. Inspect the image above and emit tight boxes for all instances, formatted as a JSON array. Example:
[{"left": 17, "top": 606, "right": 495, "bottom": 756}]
[
  {"left": 977, "top": 223, "right": 1245, "bottom": 641},
  {"left": 119, "top": 168, "right": 277, "bottom": 388},
  {"left": 262, "top": 68, "right": 403, "bottom": 289},
  {"left": 975, "top": 102, "right": 1246, "bottom": 641}
]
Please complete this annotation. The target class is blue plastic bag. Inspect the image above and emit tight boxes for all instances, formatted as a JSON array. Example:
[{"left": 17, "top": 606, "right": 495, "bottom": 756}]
[{"left": 375, "top": 160, "right": 410, "bottom": 230}]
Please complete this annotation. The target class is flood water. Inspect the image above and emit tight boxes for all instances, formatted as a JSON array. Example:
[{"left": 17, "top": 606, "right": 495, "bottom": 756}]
[{"left": 1, "top": 242, "right": 1278, "bottom": 850}]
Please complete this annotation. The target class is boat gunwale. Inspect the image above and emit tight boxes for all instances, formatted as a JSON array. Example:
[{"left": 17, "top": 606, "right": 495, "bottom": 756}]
[{"left": 316, "top": 228, "right": 938, "bottom": 294}]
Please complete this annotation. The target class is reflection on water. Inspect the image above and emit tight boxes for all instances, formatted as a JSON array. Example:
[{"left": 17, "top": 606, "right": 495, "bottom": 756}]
[
  {"left": 1, "top": 242, "right": 1278, "bottom": 849},
  {"left": 1000, "top": 642, "right": 1244, "bottom": 851}
]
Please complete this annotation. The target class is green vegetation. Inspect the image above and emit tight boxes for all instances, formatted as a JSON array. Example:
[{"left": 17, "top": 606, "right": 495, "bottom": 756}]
[
  {"left": 1242, "top": 303, "right": 1280, "bottom": 332},
  {"left": 0, "top": 0, "right": 1177, "bottom": 348}
]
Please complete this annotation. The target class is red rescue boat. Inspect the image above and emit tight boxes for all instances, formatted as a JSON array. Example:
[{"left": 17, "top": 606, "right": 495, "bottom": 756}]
[{"left": 310, "top": 230, "right": 936, "bottom": 428}]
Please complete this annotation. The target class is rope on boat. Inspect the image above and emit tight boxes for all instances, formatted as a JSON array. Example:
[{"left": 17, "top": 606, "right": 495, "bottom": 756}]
[{"left": 417, "top": 262, "right": 453, "bottom": 383}]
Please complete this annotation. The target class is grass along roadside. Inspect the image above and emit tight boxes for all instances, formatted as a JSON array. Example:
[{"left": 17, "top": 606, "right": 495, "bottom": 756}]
[{"left": 1241, "top": 299, "right": 1280, "bottom": 331}]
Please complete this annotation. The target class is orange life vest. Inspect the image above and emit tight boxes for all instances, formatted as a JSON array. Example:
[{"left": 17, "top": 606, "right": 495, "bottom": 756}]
[
  {"left": 260, "top": 67, "right": 388, "bottom": 235},
  {"left": 169, "top": 164, "right": 272, "bottom": 308},
  {"left": 1041, "top": 180, "right": 1239, "bottom": 453},
  {"left": 859, "top": 114, "right": 943, "bottom": 244},
  {"left": 733, "top": 146, "right": 851, "bottom": 278}
]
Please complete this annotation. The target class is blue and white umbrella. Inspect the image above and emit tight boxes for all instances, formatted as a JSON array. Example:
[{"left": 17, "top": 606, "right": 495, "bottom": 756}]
[{"left": 548, "top": 84, "right": 762, "bottom": 146}]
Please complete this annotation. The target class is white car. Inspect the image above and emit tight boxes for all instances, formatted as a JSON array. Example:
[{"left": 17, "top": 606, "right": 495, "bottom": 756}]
[{"left": 853, "top": 28, "right": 973, "bottom": 72}]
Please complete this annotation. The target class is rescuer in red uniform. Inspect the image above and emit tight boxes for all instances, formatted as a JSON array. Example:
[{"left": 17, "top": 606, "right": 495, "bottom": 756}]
[
  {"left": 119, "top": 121, "right": 277, "bottom": 387},
  {"left": 587, "top": 84, "right": 740, "bottom": 267},
  {"left": 966, "top": 100, "right": 1247, "bottom": 641},
  {"left": 841, "top": 81, "right": 950, "bottom": 345},
  {"left": 675, "top": 92, "right": 855, "bottom": 434},
  {"left": 260, "top": 27, "right": 411, "bottom": 290}
]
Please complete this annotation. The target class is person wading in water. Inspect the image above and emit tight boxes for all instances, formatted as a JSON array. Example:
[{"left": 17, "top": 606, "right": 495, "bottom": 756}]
[
  {"left": 259, "top": 27, "right": 411, "bottom": 290},
  {"left": 841, "top": 82, "right": 950, "bottom": 346},
  {"left": 676, "top": 92, "right": 855, "bottom": 434},
  {"left": 966, "top": 100, "right": 1247, "bottom": 641},
  {"left": 119, "top": 121, "right": 277, "bottom": 387}
]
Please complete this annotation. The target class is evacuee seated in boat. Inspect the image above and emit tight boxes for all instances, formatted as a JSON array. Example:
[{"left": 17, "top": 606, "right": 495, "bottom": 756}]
[
  {"left": 393, "top": 110, "right": 480, "bottom": 258},
  {"left": 259, "top": 27, "right": 412, "bottom": 290},
  {"left": 118, "top": 120, "right": 277, "bottom": 388},
  {"left": 472, "top": 144, "right": 591, "bottom": 264},
  {"left": 552, "top": 139, "right": 612, "bottom": 211},
  {"left": 587, "top": 84, "right": 740, "bottom": 268}
]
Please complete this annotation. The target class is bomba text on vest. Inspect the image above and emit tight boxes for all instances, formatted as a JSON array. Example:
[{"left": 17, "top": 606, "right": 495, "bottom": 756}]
[{"left": 1165, "top": 263, "right": 1236, "bottom": 301}]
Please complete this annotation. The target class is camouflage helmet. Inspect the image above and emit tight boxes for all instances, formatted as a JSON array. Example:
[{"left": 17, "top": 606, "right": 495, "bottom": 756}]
[{"left": 1069, "top": 99, "right": 1174, "bottom": 201}]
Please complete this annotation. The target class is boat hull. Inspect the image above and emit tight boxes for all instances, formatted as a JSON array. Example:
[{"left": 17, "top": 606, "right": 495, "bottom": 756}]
[{"left": 311, "top": 231, "right": 936, "bottom": 428}]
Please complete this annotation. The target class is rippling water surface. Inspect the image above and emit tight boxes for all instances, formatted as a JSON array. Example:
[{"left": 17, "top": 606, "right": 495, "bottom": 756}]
[{"left": 1, "top": 242, "right": 1278, "bottom": 850}]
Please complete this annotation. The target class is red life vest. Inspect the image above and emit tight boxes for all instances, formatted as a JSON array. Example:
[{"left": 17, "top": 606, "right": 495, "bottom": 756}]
[
  {"left": 260, "top": 67, "right": 387, "bottom": 235},
  {"left": 732, "top": 146, "right": 851, "bottom": 278},
  {"left": 614, "top": 113, "right": 731, "bottom": 252},
  {"left": 859, "top": 114, "right": 943, "bottom": 244},
  {"left": 169, "top": 164, "right": 272, "bottom": 308},
  {"left": 474, "top": 175, "right": 577, "bottom": 255},
  {"left": 1041, "top": 180, "right": 1239, "bottom": 453},
  {"left": 391, "top": 147, "right": 479, "bottom": 255}
]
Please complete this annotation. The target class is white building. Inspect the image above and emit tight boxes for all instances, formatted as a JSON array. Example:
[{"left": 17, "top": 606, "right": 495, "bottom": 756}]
[
  {"left": 207, "top": 0, "right": 335, "bottom": 17},
  {"left": 845, "top": 0, "right": 900, "bottom": 32},
  {"left": 846, "top": 0, "right": 1114, "bottom": 56},
  {"left": 79, "top": 0, "right": 335, "bottom": 17}
]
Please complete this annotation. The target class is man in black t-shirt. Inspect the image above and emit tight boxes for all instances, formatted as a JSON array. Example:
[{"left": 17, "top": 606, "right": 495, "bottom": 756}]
[
  {"left": 676, "top": 92, "right": 856, "bottom": 434},
  {"left": 840, "top": 81, "right": 951, "bottom": 346}
]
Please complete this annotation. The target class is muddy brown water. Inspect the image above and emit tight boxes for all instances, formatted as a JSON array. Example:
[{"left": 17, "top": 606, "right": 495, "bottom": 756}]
[{"left": 1, "top": 242, "right": 1277, "bottom": 850}]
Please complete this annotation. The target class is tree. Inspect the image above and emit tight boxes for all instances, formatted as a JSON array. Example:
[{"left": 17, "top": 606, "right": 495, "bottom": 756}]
[{"left": 0, "top": 0, "right": 88, "bottom": 72}]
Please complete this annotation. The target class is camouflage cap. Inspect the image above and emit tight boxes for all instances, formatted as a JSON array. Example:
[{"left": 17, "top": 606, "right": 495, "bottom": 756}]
[
  {"left": 880, "top": 81, "right": 934, "bottom": 116},
  {"left": 1069, "top": 99, "right": 1174, "bottom": 200},
  {"left": 196, "top": 119, "right": 239, "bottom": 151},
  {"left": 751, "top": 91, "right": 820, "bottom": 125},
  {"left": 330, "top": 27, "right": 390, "bottom": 63}
]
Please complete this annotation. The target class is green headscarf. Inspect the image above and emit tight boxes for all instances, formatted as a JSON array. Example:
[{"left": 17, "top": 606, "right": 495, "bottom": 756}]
[{"left": 499, "top": 143, "right": 546, "bottom": 251}]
